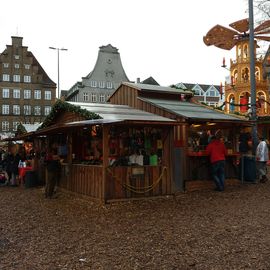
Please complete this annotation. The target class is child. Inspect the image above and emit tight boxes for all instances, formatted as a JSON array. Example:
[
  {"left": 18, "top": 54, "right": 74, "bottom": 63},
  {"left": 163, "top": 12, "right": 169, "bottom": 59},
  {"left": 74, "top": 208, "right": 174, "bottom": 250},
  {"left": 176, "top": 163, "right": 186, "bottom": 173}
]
[{"left": 0, "top": 167, "right": 8, "bottom": 186}]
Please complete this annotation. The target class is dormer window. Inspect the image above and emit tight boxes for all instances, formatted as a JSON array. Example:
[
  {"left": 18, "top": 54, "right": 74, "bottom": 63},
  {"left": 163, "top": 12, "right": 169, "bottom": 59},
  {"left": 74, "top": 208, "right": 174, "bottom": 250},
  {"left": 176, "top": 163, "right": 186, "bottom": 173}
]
[
  {"left": 107, "top": 82, "right": 113, "bottom": 89},
  {"left": 193, "top": 85, "right": 203, "bottom": 96},
  {"left": 99, "top": 81, "right": 105, "bottom": 88},
  {"left": 90, "top": 81, "right": 97, "bottom": 87}
]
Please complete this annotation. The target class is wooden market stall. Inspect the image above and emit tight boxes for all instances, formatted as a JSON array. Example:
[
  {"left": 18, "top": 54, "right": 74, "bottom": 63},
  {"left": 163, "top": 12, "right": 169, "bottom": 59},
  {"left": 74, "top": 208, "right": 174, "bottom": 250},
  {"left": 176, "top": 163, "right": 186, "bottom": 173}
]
[
  {"left": 108, "top": 82, "right": 252, "bottom": 191},
  {"left": 31, "top": 101, "right": 176, "bottom": 203}
]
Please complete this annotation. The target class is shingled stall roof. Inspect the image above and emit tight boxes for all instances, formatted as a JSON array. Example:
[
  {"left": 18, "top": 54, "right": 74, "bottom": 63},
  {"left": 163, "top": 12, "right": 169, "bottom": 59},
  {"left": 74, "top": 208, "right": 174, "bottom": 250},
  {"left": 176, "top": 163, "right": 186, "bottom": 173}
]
[
  {"left": 33, "top": 102, "right": 175, "bottom": 136},
  {"left": 68, "top": 102, "right": 175, "bottom": 122},
  {"left": 122, "top": 82, "right": 193, "bottom": 96},
  {"left": 138, "top": 97, "right": 251, "bottom": 123}
]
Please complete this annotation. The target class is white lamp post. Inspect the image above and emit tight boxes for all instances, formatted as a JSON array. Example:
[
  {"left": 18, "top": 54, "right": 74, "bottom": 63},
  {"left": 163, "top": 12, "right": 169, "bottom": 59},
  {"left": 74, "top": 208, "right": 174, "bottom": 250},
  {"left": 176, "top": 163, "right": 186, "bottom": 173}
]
[
  {"left": 248, "top": 0, "right": 258, "bottom": 150},
  {"left": 49, "top": 47, "right": 68, "bottom": 99}
]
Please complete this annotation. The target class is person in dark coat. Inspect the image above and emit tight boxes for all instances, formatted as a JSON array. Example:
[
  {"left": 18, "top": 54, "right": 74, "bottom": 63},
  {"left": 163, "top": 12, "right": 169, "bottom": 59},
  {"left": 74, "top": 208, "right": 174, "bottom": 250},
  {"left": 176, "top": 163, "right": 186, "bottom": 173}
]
[
  {"left": 45, "top": 147, "right": 61, "bottom": 198},
  {"left": 4, "top": 152, "right": 13, "bottom": 184},
  {"left": 10, "top": 152, "right": 21, "bottom": 186}
]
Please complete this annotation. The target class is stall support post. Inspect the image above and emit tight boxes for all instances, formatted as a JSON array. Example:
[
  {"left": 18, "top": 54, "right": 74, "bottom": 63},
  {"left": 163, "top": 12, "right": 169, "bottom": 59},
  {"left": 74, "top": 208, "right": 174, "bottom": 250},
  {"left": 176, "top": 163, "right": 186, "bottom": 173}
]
[
  {"left": 248, "top": 0, "right": 258, "bottom": 152},
  {"left": 67, "top": 132, "right": 73, "bottom": 165},
  {"left": 183, "top": 124, "right": 189, "bottom": 187},
  {"left": 33, "top": 138, "right": 39, "bottom": 170},
  {"left": 102, "top": 125, "right": 109, "bottom": 203}
]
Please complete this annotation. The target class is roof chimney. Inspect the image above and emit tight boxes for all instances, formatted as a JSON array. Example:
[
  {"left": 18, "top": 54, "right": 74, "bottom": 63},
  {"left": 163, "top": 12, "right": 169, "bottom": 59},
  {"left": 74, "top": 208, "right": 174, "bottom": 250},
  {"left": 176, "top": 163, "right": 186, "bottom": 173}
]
[{"left": 11, "top": 36, "right": 23, "bottom": 47}]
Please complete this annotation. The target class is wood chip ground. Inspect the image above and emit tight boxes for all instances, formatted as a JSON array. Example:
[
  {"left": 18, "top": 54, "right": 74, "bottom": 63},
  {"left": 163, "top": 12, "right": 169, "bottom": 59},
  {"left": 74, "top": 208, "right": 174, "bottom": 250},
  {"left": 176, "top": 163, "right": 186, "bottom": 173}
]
[{"left": 1, "top": 180, "right": 270, "bottom": 269}]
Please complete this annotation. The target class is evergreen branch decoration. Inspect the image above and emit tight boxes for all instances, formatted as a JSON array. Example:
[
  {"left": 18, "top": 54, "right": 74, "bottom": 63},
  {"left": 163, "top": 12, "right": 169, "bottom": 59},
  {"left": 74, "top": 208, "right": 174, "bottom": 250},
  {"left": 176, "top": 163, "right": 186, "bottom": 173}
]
[
  {"left": 16, "top": 122, "right": 27, "bottom": 135},
  {"left": 170, "top": 84, "right": 194, "bottom": 94},
  {"left": 39, "top": 100, "right": 102, "bottom": 129}
]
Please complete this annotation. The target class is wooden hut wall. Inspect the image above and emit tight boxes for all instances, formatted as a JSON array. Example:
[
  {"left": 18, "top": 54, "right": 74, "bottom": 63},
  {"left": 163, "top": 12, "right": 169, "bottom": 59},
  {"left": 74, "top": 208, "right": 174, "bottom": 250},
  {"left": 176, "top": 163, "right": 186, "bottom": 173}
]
[
  {"left": 54, "top": 111, "right": 86, "bottom": 124},
  {"left": 59, "top": 164, "right": 103, "bottom": 199},
  {"left": 105, "top": 126, "right": 174, "bottom": 201},
  {"left": 137, "top": 99, "right": 175, "bottom": 119},
  {"left": 110, "top": 85, "right": 139, "bottom": 108},
  {"left": 137, "top": 99, "right": 187, "bottom": 142}
]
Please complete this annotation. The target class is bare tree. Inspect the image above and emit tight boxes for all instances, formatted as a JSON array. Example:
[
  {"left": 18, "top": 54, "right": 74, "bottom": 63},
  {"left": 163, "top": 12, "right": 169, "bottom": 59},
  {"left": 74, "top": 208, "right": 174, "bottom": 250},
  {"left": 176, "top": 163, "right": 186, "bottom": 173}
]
[
  {"left": 254, "top": 0, "right": 270, "bottom": 19},
  {"left": 244, "top": 0, "right": 270, "bottom": 57}
]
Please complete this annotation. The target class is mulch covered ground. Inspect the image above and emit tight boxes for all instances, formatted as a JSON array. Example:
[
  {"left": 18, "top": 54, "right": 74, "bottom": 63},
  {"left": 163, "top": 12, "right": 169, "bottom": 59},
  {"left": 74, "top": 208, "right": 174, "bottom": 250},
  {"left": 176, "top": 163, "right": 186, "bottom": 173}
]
[{"left": 1, "top": 180, "right": 270, "bottom": 270}]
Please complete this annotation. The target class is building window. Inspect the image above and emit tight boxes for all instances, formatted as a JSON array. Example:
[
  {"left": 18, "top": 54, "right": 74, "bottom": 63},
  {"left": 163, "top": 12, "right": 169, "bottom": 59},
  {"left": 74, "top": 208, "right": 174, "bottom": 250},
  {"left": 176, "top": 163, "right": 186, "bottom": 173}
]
[
  {"left": 14, "top": 64, "right": 20, "bottom": 69},
  {"left": 13, "top": 89, "right": 20, "bottom": 99},
  {"left": 34, "top": 90, "right": 41, "bottom": 99},
  {"left": 2, "top": 89, "right": 9, "bottom": 98},
  {"left": 24, "top": 90, "right": 31, "bottom": 99},
  {"left": 2, "top": 121, "right": 9, "bottom": 131},
  {"left": 44, "top": 91, "right": 51, "bottom": 100},
  {"left": 193, "top": 86, "right": 203, "bottom": 96},
  {"left": 107, "top": 82, "right": 113, "bottom": 89},
  {"left": 14, "top": 55, "right": 20, "bottom": 60},
  {"left": 13, "top": 105, "right": 20, "bottom": 115},
  {"left": 208, "top": 102, "right": 218, "bottom": 107},
  {"left": 99, "top": 94, "right": 105, "bottom": 103},
  {"left": 13, "top": 122, "right": 19, "bottom": 131},
  {"left": 2, "top": 74, "right": 10, "bottom": 81},
  {"left": 90, "top": 81, "right": 97, "bottom": 87},
  {"left": 99, "top": 81, "right": 105, "bottom": 88},
  {"left": 206, "top": 89, "right": 218, "bottom": 97},
  {"left": 24, "top": 105, "right": 31, "bottom": 115},
  {"left": 106, "top": 94, "right": 110, "bottom": 101},
  {"left": 3, "top": 63, "right": 9, "bottom": 68},
  {"left": 24, "top": 64, "right": 30, "bottom": 69},
  {"left": 44, "top": 106, "right": 51, "bottom": 116},
  {"left": 24, "top": 75, "right": 31, "bottom": 83},
  {"left": 83, "top": 92, "right": 89, "bottom": 101},
  {"left": 91, "top": 93, "right": 97, "bottom": 102},
  {"left": 13, "top": 75, "right": 20, "bottom": 82},
  {"left": 34, "top": 106, "right": 41, "bottom": 115},
  {"left": 2, "top": 105, "right": 9, "bottom": 115}
]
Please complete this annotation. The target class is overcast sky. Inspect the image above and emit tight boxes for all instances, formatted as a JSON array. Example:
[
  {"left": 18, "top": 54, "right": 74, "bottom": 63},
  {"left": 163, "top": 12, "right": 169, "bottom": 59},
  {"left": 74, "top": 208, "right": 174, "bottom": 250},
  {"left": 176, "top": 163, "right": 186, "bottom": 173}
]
[{"left": 1, "top": 0, "right": 250, "bottom": 90}]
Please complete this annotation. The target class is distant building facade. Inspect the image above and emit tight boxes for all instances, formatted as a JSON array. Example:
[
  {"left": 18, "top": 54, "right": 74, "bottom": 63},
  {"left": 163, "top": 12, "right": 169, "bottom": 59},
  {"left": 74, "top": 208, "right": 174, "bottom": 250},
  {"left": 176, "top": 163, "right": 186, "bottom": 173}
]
[
  {"left": 175, "top": 82, "right": 222, "bottom": 106},
  {"left": 0, "top": 36, "right": 56, "bottom": 137},
  {"left": 65, "top": 44, "right": 129, "bottom": 103}
]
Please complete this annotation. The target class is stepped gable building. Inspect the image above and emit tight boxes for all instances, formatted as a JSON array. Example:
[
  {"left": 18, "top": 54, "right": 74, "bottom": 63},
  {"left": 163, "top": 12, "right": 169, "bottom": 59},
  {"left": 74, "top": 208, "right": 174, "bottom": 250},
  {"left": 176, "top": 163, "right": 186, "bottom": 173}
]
[
  {"left": 65, "top": 44, "right": 130, "bottom": 103},
  {"left": 175, "top": 82, "right": 222, "bottom": 106},
  {"left": 0, "top": 36, "right": 56, "bottom": 137}
]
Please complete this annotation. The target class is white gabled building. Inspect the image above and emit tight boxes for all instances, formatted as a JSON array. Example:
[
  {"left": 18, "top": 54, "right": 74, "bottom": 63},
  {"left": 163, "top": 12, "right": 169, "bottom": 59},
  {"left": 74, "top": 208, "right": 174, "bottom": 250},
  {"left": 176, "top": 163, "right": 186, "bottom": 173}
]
[
  {"left": 65, "top": 44, "right": 130, "bottom": 103},
  {"left": 175, "top": 82, "right": 223, "bottom": 107}
]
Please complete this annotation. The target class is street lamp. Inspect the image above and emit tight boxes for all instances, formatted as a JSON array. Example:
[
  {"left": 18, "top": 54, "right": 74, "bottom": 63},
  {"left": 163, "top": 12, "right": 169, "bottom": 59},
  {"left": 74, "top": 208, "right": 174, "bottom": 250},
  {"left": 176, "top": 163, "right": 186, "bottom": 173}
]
[
  {"left": 49, "top": 46, "right": 68, "bottom": 99},
  {"left": 248, "top": 0, "right": 258, "bottom": 151}
]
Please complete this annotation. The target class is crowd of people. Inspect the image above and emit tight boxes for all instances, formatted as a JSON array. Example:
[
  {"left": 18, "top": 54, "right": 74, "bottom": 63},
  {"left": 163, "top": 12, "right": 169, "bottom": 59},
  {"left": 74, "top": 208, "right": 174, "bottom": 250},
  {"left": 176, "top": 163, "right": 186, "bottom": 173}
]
[
  {"left": 0, "top": 143, "right": 61, "bottom": 199},
  {"left": 0, "top": 134, "right": 269, "bottom": 195},
  {"left": 205, "top": 129, "right": 269, "bottom": 192},
  {"left": 0, "top": 144, "right": 36, "bottom": 186}
]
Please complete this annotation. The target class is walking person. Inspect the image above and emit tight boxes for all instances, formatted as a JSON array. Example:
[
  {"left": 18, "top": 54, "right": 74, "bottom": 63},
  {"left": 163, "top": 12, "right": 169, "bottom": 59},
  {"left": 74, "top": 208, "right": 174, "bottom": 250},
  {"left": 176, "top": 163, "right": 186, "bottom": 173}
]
[
  {"left": 206, "top": 130, "right": 227, "bottom": 191},
  {"left": 45, "top": 147, "right": 61, "bottom": 198},
  {"left": 10, "top": 151, "right": 21, "bottom": 186},
  {"left": 256, "top": 136, "right": 269, "bottom": 183}
]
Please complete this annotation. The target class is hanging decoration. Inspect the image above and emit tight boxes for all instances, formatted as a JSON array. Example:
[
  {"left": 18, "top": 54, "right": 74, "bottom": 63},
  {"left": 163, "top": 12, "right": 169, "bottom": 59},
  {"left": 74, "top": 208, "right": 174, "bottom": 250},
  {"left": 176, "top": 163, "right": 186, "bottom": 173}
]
[{"left": 39, "top": 100, "right": 102, "bottom": 129}]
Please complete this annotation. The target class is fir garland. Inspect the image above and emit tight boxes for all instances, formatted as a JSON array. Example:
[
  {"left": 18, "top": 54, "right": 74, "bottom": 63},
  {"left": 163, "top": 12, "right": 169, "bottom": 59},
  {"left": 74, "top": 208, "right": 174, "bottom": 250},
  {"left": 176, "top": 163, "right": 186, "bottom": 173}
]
[
  {"left": 39, "top": 100, "right": 102, "bottom": 129},
  {"left": 16, "top": 122, "right": 27, "bottom": 135}
]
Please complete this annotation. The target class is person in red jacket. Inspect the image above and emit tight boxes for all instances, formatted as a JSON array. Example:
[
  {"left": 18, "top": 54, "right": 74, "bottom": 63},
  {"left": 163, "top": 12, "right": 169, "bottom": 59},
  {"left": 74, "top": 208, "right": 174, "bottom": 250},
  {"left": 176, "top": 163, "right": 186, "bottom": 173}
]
[{"left": 206, "top": 130, "right": 227, "bottom": 191}]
